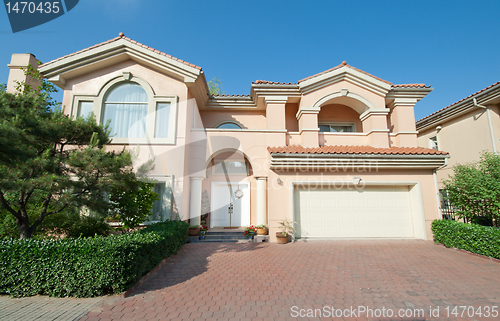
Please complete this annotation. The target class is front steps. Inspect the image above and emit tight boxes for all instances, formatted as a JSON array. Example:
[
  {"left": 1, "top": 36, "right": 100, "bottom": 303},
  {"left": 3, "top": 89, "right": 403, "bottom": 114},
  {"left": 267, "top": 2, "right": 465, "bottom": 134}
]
[{"left": 186, "top": 228, "right": 269, "bottom": 243}]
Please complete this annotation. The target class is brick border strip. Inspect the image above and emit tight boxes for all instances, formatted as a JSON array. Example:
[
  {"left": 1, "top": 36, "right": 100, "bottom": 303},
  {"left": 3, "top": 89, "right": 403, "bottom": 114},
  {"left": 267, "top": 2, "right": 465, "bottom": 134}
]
[
  {"left": 436, "top": 243, "right": 500, "bottom": 263},
  {"left": 120, "top": 256, "right": 172, "bottom": 298}
]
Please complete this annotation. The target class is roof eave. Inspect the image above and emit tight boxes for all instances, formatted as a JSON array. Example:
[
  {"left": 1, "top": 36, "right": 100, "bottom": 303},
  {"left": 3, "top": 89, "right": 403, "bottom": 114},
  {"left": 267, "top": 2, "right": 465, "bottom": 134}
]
[
  {"left": 39, "top": 37, "right": 202, "bottom": 89},
  {"left": 416, "top": 83, "right": 500, "bottom": 131}
]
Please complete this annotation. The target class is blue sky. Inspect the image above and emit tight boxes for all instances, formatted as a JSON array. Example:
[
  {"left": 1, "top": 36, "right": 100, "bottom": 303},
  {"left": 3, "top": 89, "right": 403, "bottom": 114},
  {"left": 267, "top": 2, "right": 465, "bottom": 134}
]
[{"left": 1, "top": 0, "right": 499, "bottom": 120}]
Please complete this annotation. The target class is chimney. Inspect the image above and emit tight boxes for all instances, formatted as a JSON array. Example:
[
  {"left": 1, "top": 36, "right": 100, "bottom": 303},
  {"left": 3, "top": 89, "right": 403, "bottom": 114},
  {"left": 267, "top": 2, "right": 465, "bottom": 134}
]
[{"left": 6, "top": 53, "right": 40, "bottom": 94}]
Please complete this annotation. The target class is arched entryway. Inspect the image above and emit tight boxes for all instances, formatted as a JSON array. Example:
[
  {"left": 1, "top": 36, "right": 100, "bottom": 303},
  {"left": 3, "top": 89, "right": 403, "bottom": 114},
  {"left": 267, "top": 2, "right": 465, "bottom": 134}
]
[{"left": 203, "top": 149, "right": 255, "bottom": 228}]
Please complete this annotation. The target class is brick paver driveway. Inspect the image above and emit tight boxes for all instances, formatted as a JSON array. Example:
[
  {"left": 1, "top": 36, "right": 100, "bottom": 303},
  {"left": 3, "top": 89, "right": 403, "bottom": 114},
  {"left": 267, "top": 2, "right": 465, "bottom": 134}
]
[{"left": 81, "top": 240, "right": 500, "bottom": 320}]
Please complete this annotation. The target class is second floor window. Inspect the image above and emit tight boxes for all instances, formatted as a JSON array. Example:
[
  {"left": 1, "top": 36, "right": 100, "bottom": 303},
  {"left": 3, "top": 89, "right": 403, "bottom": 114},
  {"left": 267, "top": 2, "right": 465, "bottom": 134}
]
[
  {"left": 216, "top": 121, "right": 242, "bottom": 129},
  {"left": 429, "top": 136, "right": 439, "bottom": 150},
  {"left": 319, "top": 123, "right": 355, "bottom": 133},
  {"left": 102, "top": 83, "right": 148, "bottom": 138}
]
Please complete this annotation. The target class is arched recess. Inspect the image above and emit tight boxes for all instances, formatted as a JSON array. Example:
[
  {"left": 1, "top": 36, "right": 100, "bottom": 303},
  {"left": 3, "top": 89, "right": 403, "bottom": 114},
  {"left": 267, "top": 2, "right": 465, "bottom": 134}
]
[
  {"left": 204, "top": 148, "right": 255, "bottom": 178},
  {"left": 312, "top": 90, "right": 376, "bottom": 115}
]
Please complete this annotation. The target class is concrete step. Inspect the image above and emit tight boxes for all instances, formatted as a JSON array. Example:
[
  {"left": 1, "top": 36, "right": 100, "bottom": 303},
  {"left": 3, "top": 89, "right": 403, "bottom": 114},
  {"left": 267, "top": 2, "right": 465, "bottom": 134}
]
[
  {"left": 205, "top": 232, "right": 245, "bottom": 237},
  {"left": 204, "top": 235, "right": 248, "bottom": 240}
]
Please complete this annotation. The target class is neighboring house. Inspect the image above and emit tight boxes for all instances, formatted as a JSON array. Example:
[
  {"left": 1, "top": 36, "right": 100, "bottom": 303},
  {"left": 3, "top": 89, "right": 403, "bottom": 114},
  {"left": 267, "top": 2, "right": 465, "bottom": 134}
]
[
  {"left": 6, "top": 33, "right": 449, "bottom": 241},
  {"left": 416, "top": 81, "right": 500, "bottom": 215}
]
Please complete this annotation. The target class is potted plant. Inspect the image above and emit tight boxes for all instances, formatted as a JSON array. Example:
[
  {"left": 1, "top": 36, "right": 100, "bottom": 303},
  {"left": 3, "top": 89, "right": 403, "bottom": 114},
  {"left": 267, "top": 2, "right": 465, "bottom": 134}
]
[
  {"left": 256, "top": 224, "right": 268, "bottom": 235},
  {"left": 199, "top": 225, "right": 208, "bottom": 240},
  {"left": 276, "top": 218, "right": 295, "bottom": 244},
  {"left": 244, "top": 225, "right": 257, "bottom": 240},
  {"left": 188, "top": 224, "right": 200, "bottom": 236}
]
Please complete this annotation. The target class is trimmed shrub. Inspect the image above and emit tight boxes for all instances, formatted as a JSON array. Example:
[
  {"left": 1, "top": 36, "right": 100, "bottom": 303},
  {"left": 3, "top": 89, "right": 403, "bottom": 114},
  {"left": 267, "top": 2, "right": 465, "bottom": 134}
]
[
  {"left": 431, "top": 219, "right": 500, "bottom": 259},
  {"left": 0, "top": 220, "right": 189, "bottom": 297}
]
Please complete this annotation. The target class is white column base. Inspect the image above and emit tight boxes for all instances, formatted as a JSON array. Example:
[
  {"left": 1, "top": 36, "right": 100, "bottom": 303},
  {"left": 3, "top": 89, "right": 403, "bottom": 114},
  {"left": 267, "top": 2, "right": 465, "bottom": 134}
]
[
  {"left": 189, "top": 177, "right": 203, "bottom": 225},
  {"left": 256, "top": 177, "right": 267, "bottom": 226}
]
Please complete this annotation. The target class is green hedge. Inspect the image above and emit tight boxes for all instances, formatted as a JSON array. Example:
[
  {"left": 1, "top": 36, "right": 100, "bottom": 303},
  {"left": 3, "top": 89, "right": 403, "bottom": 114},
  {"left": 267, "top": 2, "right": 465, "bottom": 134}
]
[
  {"left": 0, "top": 220, "right": 189, "bottom": 297},
  {"left": 432, "top": 219, "right": 500, "bottom": 260}
]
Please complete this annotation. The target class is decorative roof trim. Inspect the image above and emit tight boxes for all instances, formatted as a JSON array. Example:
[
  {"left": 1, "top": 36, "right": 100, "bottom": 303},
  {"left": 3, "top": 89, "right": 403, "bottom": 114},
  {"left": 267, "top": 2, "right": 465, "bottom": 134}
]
[
  {"left": 41, "top": 33, "right": 201, "bottom": 70},
  {"left": 298, "top": 61, "right": 391, "bottom": 85},
  {"left": 268, "top": 145, "right": 448, "bottom": 155},
  {"left": 268, "top": 145, "right": 449, "bottom": 170}
]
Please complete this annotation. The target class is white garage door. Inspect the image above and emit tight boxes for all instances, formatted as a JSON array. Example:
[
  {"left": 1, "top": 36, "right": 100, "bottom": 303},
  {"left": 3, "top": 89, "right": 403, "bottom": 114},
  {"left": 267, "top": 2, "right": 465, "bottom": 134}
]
[{"left": 294, "top": 185, "right": 415, "bottom": 238}]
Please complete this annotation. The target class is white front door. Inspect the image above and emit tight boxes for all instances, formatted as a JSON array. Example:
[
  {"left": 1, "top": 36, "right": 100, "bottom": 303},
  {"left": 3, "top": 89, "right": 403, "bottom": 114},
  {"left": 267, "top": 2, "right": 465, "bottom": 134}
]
[{"left": 211, "top": 182, "right": 250, "bottom": 228}]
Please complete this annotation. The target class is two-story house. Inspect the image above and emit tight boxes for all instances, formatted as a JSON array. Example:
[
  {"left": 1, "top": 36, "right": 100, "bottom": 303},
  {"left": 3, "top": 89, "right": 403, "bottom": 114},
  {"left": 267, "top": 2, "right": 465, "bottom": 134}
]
[{"left": 7, "top": 34, "right": 448, "bottom": 241}]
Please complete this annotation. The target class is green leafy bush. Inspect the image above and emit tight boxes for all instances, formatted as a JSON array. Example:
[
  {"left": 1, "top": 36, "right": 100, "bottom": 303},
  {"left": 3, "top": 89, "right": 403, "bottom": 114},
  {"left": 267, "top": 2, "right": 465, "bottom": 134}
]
[
  {"left": 0, "top": 220, "right": 188, "bottom": 297},
  {"left": 432, "top": 219, "right": 500, "bottom": 259}
]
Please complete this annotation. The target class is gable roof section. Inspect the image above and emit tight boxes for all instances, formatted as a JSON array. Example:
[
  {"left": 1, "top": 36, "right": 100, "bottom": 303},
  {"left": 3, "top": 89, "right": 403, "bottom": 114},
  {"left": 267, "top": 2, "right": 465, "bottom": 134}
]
[
  {"left": 298, "top": 61, "right": 393, "bottom": 97},
  {"left": 416, "top": 81, "right": 500, "bottom": 131},
  {"left": 39, "top": 33, "right": 203, "bottom": 88}
]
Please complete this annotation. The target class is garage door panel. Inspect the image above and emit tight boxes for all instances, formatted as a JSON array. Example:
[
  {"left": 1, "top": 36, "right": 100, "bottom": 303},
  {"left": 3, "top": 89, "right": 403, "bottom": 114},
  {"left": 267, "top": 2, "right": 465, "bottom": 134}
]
[{"left": 295, "top": 186, "right": 415, "bottom": 238}]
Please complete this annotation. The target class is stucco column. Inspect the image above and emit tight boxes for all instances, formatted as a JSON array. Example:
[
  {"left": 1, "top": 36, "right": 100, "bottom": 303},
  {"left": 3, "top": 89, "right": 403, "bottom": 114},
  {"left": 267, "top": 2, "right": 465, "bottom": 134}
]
[
  {"left": 360, "top": 109, "right": 390, "bottom": 148},
  {"left": 388, "top": 98, "right": 419, "bottom": 147},
  {"left": 189, "top": 177, "right": 203, "bottom": 225},
  {"left": 256, "top": 177, "right": 267, "bottom": 226},
  {"left": 265, "top": 97, "right": 287, "bottom": 130},
  {"left": 296, "top": 106, "right": 319, "bottom": 148}
]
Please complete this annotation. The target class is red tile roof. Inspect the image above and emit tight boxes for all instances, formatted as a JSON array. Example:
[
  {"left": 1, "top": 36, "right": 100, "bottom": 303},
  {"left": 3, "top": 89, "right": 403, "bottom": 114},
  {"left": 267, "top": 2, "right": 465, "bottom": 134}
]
[
  {"left": 253, "top": 80, "right": 297, "bottom": 85},
  {"left": 41, "top": 33, "right": 202, "bottom": 70},
  {"left": 392, "top": 84, "right": 431, "bottom": 88},
  {"left": 417, "top": 80, "right": 500, "bottom": 123},
  {"left": 268, "top": 145, "right": 448, "bottom": 155},
  {"left": 298, "top": 61, "right": 392, "bottom": 84}
]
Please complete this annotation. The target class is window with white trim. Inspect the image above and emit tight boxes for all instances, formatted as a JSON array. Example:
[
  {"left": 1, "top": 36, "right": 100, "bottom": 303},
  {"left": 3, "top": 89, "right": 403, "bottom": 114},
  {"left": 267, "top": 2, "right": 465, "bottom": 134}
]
[
  {"left": 70, "top": 74, "right": 177, "bottom": 144},
  {"left": 429, "top": 136, "right": 439, "bottom": 150},
  {"left": 103, "top": 83, "right": 148, "bottom": 138},
  {"left": 213, "top": 160, "right": 248, "bottom": 175},
  {"left": 318, "top": 122, "right": 355, "bottom": 133},
  {"left": 216, "top": 121, "right": 242, "bottom": 129},
  {"left": 77, "top": 101, "right": 93, "bottom": 119}
]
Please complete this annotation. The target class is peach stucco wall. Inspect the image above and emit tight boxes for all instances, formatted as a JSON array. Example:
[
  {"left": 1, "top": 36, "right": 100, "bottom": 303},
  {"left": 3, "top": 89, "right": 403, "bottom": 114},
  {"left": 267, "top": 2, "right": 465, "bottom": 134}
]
[
  {"left": 318, "top": 104, "right": 363, "bottom": 131},
  {"left": 300, "top": 80, "right": 386, "bottom": 111},
  {"left": 417, "top": 105, "right": 500, "bottom": 189},
  {"left": 285, "top": 103, "right": 299, "bottom": 132},
  {"left": 199, "top": 110, "right": 266, "bottom": 129}
]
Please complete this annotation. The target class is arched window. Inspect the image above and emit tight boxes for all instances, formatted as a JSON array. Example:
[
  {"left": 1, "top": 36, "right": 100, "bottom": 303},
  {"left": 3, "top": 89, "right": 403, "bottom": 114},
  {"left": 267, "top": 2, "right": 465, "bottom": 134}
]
[
  {"left": 216, "top": 121, "right": 242, "bottom": 129},
  {"left": 102, "top": 83, "right": 148, "bottom": 138}
]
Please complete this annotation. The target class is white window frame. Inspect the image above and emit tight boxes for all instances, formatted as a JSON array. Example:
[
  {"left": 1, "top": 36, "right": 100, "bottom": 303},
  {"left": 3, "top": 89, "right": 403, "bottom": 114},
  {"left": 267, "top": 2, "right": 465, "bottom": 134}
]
[
  {"left": 318, "top": 122, "right": 356, "bottom": 133},
  {"left": 145, "top": 175, "right": 174, "bottom": 224},
  {"left": 429, "top": 136, "right": 439, "bottom": 150},
  {"left": 70, "top": 72, "right": 178, "bottom": 145},
  {"left": 215, "top": 121, "right": 243, "bottom": 129},
  {"left": 212, "top": 159, "right": 249, "bottom": 175}
]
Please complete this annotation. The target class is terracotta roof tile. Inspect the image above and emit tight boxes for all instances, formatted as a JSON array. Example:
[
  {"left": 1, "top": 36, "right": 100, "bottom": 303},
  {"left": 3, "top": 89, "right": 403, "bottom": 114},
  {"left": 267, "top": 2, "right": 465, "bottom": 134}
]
[
  {"left": 40, "top": 33, "right": 202, "bottom": 70},
  {"left": 252, "top": 80, "right": 297, "bottom": 85},
  {"left": 392, "top": 84, "right": 430, "bottom": 88},
  {"left": 417, "top": 81, "right": 500, "bottom": 123},
  {"left": 211, "top": 94, "right": 251, "bottom": 97},
  {"left": 268, "top": 145, "right": 448, "bottom": 155},
  {"left": 298, "top": 61, "right": 392, "bottom": 84}
]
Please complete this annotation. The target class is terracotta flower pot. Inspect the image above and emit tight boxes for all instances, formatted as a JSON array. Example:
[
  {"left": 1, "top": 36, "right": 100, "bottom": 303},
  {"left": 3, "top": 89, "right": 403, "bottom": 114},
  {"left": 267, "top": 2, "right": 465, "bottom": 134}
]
[
  {"left": 256, "top": 228, "right": 268, "bottom": 235},
  {"left": 276, "top": 233, "right": 288, "bottom": 244},
  {"left": 188, "top": 227, "right": 199, "bottom": 236}
]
